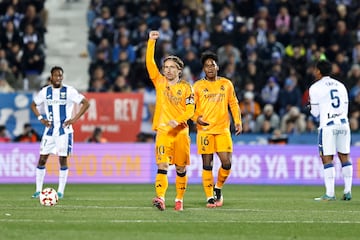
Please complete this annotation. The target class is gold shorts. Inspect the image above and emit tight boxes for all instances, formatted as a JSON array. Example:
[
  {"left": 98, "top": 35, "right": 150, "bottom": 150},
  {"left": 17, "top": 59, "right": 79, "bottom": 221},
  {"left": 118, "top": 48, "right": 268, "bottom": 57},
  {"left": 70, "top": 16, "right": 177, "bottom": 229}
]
[
  {"left": 196, "top": 131, "right": 233, "bottom": 154},
  {"left": 155, "top": 131, "right": 190, "bottom": 166}
]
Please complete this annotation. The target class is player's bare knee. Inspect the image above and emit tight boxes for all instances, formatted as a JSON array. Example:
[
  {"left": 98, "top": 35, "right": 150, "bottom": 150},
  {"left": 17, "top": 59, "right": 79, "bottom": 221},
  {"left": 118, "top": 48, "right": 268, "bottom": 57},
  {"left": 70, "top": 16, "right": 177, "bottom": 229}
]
[
  {"left": 175, "top": 165, "right": 186, "bottom": 173},
  {"left": 38, "top": 159, "right": 47, "bottom": 166},
  {"left": 222, "top": 163, "right": 231, "bottom": 170}
]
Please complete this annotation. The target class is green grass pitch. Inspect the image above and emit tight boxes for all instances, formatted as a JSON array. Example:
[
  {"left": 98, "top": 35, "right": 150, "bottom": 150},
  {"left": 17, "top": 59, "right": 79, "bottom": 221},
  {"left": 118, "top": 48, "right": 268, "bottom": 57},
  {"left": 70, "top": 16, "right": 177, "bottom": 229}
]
[{"left": 1, "top": 184, "right": 360, "bottom": 240}]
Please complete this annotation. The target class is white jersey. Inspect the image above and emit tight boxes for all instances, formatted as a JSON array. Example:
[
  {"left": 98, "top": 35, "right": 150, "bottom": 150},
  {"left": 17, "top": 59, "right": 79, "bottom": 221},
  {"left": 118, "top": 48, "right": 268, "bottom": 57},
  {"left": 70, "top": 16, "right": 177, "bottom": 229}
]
[
  {"left": 309, "top": 76, "right": 349, "bottom": 128},
  {"left": 33, "top": 84, "right": 85, "bottom": 136},
  {"left": 309, "top": 76, "right": 350, "bottom": 155}
]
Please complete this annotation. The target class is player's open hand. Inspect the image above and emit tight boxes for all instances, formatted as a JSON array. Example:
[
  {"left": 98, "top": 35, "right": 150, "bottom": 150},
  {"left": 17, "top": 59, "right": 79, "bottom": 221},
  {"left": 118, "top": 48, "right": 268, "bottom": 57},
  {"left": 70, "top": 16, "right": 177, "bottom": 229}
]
[
  {"left": 149, "top": 31, "right": 159, "bottom": 40},
  {"left": 40, "top": 119, "right": 52, "bottom": 128},
  {"left": 63, "top": 119, "right": 75, "bottom": 128},
  {"left": 235, "top": 123, "right": 242, "bottom": 135}
]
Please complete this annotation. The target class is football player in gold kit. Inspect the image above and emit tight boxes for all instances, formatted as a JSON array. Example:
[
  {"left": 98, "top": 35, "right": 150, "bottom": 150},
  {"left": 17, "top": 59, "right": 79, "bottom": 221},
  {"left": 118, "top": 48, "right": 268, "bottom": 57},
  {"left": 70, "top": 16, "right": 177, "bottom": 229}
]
[
  {"left": 146, "top": 30, "right": 195, "bottom": 211},
  {"left": 193, "top": 51, "right": 242, "bottom": 208}
]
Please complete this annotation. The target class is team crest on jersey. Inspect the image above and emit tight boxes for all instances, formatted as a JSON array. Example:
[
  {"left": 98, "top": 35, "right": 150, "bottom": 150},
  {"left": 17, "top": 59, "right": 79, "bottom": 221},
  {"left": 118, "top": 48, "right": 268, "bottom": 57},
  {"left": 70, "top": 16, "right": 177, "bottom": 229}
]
[
  {"left": 203, "top": 88, "right": 208, "bottom": 93},
  {"left": 177, "top": 90, "right": 182, "bottom": 96},
  {"left": 220, "top": 85, "right": 225, "bottom": 91},
  {"left": 60, "top": 92, "right": 67, "bottom": 99}
]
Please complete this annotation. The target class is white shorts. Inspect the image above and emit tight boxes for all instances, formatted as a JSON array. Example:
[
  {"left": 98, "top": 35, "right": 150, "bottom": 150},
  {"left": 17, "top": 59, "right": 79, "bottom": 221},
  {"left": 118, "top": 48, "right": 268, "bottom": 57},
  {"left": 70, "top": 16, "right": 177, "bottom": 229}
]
[
  {"left": 318, "top": 124, "right": 351, "bottom": 156},
  {"left": 40, "top": 133, "right": 74, "bottom": 157}
]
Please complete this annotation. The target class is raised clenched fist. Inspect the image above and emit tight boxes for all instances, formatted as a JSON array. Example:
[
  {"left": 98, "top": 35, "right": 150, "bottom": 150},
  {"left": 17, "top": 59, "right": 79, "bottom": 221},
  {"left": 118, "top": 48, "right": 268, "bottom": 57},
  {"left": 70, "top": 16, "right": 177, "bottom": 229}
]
[{"left": 149, "top": 30, "right": 160, "bottom": 40}]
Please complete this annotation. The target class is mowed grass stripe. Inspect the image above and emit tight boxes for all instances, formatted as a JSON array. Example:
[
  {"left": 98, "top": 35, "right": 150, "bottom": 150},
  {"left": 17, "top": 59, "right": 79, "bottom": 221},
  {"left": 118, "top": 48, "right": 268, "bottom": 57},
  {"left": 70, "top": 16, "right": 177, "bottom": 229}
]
[{"left": 1, "top": 184, "right": 360, "bottom": 240}]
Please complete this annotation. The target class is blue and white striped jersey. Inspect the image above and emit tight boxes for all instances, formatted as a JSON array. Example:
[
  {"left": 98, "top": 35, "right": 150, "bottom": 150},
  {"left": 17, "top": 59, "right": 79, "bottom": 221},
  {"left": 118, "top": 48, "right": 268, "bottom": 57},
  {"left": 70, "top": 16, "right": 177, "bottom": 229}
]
[{"left": 33, "top": 84, "right": 85, "bottom": 136}]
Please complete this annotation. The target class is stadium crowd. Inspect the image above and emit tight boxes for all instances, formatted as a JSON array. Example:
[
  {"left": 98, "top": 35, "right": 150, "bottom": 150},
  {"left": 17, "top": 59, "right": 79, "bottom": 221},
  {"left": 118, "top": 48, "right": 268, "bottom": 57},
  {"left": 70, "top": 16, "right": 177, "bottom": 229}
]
[
  {"left": 0, "top": 0, "right": 47, "bottom": 91},
  {"left": 1, "top": 0, "right": 360, "bottom": 137}
]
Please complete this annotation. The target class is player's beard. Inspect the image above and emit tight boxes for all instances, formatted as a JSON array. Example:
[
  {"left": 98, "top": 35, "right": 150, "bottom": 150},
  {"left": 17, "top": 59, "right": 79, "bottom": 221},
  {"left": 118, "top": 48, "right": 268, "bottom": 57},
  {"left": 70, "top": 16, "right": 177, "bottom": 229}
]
[
  {"left": 52, "top": 81, "right": 62, "bottom": 88},
  {"left": 165, "top": 72, "right": 177, "bottom": 81}
]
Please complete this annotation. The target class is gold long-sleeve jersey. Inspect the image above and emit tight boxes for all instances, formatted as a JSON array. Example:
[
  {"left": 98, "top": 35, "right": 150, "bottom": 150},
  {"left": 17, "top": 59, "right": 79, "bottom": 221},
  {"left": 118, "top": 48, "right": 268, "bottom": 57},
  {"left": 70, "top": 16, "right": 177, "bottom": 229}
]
[
  {"left": 145, "top": 39, "right": 195, "bottom": 134},
  {"left": 193, "top": 78, "right": 241, "bottom": 134}
]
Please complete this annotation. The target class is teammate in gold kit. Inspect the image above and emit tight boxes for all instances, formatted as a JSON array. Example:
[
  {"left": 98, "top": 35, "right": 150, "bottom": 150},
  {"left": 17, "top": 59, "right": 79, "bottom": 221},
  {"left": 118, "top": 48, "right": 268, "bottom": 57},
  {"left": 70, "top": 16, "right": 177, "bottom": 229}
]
[
  {"left": 146, "top": 30, "right": 195, "bottom": 211},
  {"left": 193, "top": 51, "right": 242, "bottom": 208}
]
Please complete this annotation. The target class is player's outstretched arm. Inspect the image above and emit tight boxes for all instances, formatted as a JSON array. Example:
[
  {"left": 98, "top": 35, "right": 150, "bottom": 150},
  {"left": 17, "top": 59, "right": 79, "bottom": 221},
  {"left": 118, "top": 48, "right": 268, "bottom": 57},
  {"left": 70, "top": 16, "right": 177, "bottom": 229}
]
[{"left": 146, "top": 31, "right": 161, "bottom": 80}]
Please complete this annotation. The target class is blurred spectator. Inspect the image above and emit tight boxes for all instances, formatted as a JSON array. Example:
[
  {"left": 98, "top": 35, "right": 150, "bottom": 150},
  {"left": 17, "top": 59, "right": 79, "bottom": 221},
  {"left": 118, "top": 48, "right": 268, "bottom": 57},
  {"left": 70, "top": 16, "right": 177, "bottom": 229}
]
[
  {"left": 0, "top": 4, "right": 23, "bottom": 30},
  {"left": 330, "top": 20, "right": 353, "bottom": 58},
  {"left": 314, "top": 21, "right": 331, "bottom": 50},
  {"left": 0, "top": 76, "right": 14, "bottom": 92},
  {"left": 112, "top": 34, "right": 136, "bottom": 64},
  {"left": 260, "top": 76, "right": 280, "bottom": 106},
  {"left": 280, "top": 106, "right": 306, "bottom": 134},
  {"left": 6, "top": 42, "right": 23, "bottom": 79},
  {"left": 277, "top": 76, "right": 302, "bottom": 116},
  {"left": 109, "top": 75, "right": 132, "bottom": 93},
  {"left": 86, "top": 127, "right": 108, "bottom": 143},
  {"left": 158, "top": 18, "right": 174, "bottom": 44},
  {"left": 349, "top": 89, "right": 360, "bottom": 132},
  {"left": 254, "top": 19, "right": 268, "bottom": 48},
  {"left": 239, "top": 91, "right": 261, "bottom": 133},
  {"left": 217, "top": 41, "right": 241, "bottom": 68},
  {"left": 13, "top": 123, "right": 40, "bottom": 142},
  {"left": 275, "top": 6, "right": 291, "bottom": 31},
  {"left": 209, "top": 19, "right": 227, "bottom": 49},
  {"left": 253, "top": 6, "right": 275, "bottom": 32},
  {"left": 218, "top": 4, "right": 236, "bottom": 34},
  {"left": 275, "top": 23, "right": 292, "bottom": 47},
  {"left": 176, "top": 35, "right": 198, "bottom": 59},
  {"left": 22, "top": 23, "right": 40, "bottom": 47},
  {"left": 21, "top": 40, "right": 45, "bottom": 91},
  {"left": 0, "top": 59, "right": 21, "bottom": 90},
  {"left": 183, "top": 49, "right": 202, "bottom": 80},
  {"left": 0, "top": 125, "right": 11, "bottom": 142},
  {"left": 87, "top": 23, "right": 113, "bottom": 62},
  {"left": 221, "top": 60, "right": 242, "bottom": 96},
  {"left": 19, "top": 4, "right": 46, "bottom": 46},
  {"left": 0, "top": 21, "right": 22, "bottom": 49},
  {"left": 259, "top": 32, "right": 285, "bottom": 67},
  {"left": 88, "top": 65, "right": 108, "bottom": 92},
  {"left": 92, "top": 6, "right": 113, "bottom": 35},
  {"left": 130, "top": 20, "right": 148, "bottom": 54},
  {"left": 233, "top": 22, "right": 250, "bottom": 53},
  {"left": 255, "top": 104, "right": 280, "bottom": 133},
  {"left": 292, "top": 5, "right": 315, "bottom": 35},
  {"left": 305, "top": 115, "right": 318, "bottom": 133},
  {"left": 192, "top": 21, "right": 210, "bottom": 49}
]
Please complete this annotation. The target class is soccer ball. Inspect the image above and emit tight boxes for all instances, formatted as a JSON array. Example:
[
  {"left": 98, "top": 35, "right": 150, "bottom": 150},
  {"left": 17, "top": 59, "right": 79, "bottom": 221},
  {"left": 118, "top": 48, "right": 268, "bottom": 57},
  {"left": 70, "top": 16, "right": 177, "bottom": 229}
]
[{"left": 39, "top": 188, "right": 58, "bottom": 206}]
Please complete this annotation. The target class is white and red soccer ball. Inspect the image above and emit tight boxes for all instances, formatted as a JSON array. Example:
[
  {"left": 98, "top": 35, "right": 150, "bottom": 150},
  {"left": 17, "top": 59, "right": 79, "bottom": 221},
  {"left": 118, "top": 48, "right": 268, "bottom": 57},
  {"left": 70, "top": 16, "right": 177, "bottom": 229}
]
[{"left": 39, "top": 188, "right": 58, "bottom": 206}]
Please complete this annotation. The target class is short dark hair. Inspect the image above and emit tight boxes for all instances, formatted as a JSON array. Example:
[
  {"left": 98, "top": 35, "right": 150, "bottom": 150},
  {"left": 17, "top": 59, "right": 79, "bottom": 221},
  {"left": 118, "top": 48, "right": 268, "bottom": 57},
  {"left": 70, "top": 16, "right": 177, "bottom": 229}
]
[
  {"left": 316, "top": 60, "right": 332, "bottom": 76},
  {"left": 50, "top": 66, "right": 64, "bottom": 75},
  {"left": 200, "top": 51, "right": 218, "bottom": 65}
]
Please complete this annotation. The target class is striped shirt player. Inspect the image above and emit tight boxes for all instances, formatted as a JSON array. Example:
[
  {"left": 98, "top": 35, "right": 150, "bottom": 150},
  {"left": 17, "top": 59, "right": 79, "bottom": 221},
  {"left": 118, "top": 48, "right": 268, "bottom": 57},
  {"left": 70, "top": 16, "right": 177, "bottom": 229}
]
[
  {"left": 309, "top": 60, "right": 352, "bottom": 201},
  {"left": 30, "top": 66, "right": 90, "bottom": 199}
]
